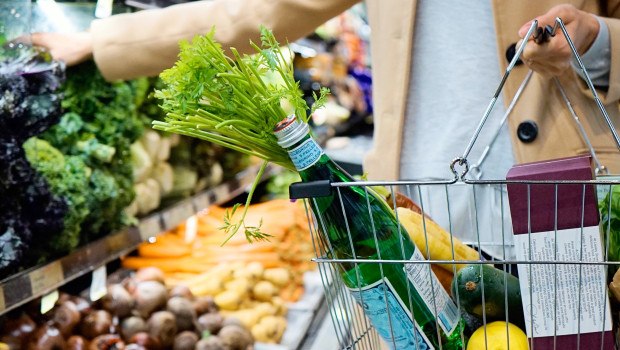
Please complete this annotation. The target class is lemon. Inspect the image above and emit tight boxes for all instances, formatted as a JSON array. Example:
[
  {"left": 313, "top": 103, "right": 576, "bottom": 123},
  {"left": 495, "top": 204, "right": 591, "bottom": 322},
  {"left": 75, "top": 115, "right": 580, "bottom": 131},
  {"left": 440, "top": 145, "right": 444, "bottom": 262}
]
[{"left": 467, "top": 321, "right": 529, "bottom": 350}]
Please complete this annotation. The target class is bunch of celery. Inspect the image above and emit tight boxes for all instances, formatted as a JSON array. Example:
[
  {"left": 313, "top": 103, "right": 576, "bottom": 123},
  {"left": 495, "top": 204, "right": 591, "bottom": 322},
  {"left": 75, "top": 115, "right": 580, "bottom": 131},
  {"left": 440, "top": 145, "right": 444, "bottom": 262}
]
[{"left": 154, "top": 26, "right": 328, "bottom": 243}]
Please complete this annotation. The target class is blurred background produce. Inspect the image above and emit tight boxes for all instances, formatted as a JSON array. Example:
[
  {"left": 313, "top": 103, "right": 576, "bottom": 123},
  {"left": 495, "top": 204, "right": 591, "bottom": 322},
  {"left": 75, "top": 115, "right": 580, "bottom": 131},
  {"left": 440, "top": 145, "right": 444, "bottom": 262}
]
[{"left": 0, "top": 2, "right": 379, "bottom": 350}]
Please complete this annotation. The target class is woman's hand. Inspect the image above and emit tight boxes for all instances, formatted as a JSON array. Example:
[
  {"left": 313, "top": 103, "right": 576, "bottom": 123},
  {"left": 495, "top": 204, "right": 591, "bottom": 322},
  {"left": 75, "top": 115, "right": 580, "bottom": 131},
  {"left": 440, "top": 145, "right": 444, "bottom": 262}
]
[
  {"left": 516, "top": 4, "right": 599, "bottom": 78},
  {"left": 27, "top": 32, "right": 94, "bottom": 66}
]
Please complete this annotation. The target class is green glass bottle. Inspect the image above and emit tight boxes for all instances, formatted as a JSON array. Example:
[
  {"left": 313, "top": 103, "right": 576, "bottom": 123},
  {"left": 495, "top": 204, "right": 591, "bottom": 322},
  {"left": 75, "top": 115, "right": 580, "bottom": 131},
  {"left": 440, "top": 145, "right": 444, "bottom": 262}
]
[{"left": 274, "top": 116, "right": 466, "bottom": 350}]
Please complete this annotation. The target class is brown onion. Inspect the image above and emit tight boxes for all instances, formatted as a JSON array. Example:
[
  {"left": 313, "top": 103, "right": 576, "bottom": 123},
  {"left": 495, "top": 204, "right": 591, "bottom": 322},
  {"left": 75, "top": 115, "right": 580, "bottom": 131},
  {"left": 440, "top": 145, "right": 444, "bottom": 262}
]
[
  {"left": 1, "top": 311, "right": 36, "bottom": 348},
  {"left": 24, "top": 324, "right": 66, "bottom": 350},
  {"left": 80, "top": 310, "right": 113, "bottom": 340},
  {"left": 146, "top": 311, "right": 177, "bottom": 348},
  {"left": 133, "top": 267, "right": 165, "bottom": 285},
  {"left": 51, "top": 300, "right": 82, "bottom": 337},
  {"left": 101, "top": 284, "right": 135, "bottom": 318},
  {"left": 88, "top": 334, "right": 125, "bottom": 350},
  {"left": 132, "top": 281, "right": 167, "bottom": 319},
  {"left": 128, "top": 332, "right": 161, "bottom": 350},
  {"left": 168, "top": 284, "right": 193, "bottom": 300},
  {"left": 69, "top": 296, "right": 93, "bottom": 317},
  {"left": 67, "top": 335, "right": 89, "bottom": 350},
  {"left": 120, "top": 316, "right": 146, "bottom": 343}
]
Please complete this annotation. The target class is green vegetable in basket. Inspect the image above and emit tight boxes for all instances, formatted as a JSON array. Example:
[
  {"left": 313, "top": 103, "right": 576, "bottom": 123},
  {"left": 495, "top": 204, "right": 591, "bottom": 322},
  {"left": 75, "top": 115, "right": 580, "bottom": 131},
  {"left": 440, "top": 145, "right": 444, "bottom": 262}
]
[
  {"left": 153, "top": 25, "right": 329, "bottom": 243},
  {"left": 599, "top": 185, "right": 620, "bottom": 275},
  {"left": 452, "top": 264, "right": 525, "bottom": 331}
]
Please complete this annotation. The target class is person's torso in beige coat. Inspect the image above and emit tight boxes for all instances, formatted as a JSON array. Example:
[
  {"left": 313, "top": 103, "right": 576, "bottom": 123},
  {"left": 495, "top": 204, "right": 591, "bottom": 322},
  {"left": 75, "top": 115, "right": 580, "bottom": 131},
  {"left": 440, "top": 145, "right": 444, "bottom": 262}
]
[{"left": 91, "top": 0, "right": 620, "bottom": 179}]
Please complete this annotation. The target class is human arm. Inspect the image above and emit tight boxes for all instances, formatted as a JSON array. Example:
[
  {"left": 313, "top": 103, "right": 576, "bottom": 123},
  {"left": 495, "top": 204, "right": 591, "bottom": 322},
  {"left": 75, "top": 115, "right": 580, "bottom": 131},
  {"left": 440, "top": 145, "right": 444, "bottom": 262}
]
[
  {"left": 29, "top": 32, "right": 93, "bottom": 67},
  {"left": 32, "top": 0, "right": 359, "bottom": 82}
]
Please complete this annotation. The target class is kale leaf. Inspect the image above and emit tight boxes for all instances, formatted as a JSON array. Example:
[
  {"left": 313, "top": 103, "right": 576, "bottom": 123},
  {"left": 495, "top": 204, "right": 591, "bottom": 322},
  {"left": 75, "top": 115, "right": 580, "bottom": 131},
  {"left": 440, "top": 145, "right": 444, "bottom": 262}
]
[
  {"left": 23, "top": 138, "right": 90, "bottom": 255},
  {"left": 39, "top": 61, "right": 146, "bottom": 241}
]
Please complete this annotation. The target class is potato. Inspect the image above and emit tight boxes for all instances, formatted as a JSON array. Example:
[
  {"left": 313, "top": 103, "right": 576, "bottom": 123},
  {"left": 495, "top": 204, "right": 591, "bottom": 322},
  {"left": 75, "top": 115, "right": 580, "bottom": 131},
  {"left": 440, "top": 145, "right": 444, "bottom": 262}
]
[
  {"left": 214, "top": 291, "right": 242, "bottom": 311},
  {"left": 262, "top": 268, "right": 290, "bottom": 287},
  {"left": 252, "top": 281, "right": 276, "bottom": 302}
]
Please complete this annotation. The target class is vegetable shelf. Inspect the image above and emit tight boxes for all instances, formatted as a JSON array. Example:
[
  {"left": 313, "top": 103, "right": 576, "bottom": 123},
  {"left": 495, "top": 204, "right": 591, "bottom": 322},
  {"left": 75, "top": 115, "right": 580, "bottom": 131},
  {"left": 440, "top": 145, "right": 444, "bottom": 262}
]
[{"left": 0, "top": 163, "right": 280, "bottom": 316}]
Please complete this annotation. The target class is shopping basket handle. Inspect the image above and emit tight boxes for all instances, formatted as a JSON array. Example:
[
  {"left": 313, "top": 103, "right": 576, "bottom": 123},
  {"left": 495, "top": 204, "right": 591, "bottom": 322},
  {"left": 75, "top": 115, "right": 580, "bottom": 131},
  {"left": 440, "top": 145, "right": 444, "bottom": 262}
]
[
  {"left": 455, "top": 17, "right": 620, "bottom": 180},
  {"left": 452, "top": 20, "right": 539, "bottom": 181},
  {"left": 529, "top": 20, "right": 608, "bottom": 175}
]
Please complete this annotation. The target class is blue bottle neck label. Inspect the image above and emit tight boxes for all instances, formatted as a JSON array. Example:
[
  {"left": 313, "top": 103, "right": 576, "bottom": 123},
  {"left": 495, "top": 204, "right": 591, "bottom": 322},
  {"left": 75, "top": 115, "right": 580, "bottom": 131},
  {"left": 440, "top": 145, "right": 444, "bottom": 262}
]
[
  {"left": 288, "top": 138, "right": 323, "bottom": 171},
  {"left": 349, "top": 278, "right": 435, "bottom": 350}
]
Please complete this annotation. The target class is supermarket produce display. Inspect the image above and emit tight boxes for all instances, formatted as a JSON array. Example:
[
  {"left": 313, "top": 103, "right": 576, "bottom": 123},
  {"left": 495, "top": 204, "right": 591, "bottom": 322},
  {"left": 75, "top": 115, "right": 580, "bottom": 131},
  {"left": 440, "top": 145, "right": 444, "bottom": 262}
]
[
  {"left": 1, "top": 4, "right": 375, "bottom": 349},
  {"left": 10, "top": 2, "right": 620, "bottom": 350},
  {"left": 0, "top": 164, "right": 277, "bottom": 316},
  {"left": 0, "top": 50, "right": 252, "bottom": 280}
]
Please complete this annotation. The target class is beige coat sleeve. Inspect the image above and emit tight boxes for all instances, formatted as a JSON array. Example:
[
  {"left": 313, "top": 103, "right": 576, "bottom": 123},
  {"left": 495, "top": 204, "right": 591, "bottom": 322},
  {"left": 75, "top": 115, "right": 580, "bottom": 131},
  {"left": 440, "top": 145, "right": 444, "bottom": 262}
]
[
  {"left": 598, "top": 17, "right": 620, "bottom": 103},
  {"left": 91, "top": 0, "right": 360, "bottom": 81},
  {"left": 580, "top": 1, "right": 620, "bottom": 103}
]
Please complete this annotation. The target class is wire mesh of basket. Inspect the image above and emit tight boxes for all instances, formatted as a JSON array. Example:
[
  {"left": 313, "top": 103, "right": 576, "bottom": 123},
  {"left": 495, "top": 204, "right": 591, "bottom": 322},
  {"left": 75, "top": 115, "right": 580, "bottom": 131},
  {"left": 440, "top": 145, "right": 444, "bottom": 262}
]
[{"left": 290, "top": 18, "right": 620, "bottom": 350}]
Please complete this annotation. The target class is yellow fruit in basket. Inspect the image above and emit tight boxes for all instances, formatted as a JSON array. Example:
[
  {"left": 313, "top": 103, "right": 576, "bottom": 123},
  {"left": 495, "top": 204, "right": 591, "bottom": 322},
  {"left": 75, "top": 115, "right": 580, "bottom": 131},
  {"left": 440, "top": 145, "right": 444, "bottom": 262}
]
[{"left": 467, "top": 321, "right": 528, "bottom": 350}]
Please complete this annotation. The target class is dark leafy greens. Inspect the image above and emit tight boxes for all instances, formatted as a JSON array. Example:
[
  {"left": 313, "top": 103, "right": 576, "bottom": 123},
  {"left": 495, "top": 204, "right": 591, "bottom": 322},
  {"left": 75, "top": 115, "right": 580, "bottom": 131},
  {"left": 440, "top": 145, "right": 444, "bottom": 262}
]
[
  {"left": 0, "top": 44, "right": 67, "bottom": 278},
  {"left": 23, "top": 138, "right": 90, "bottom": 254},
  {"left": 40, "top": 61, "right": 146, "bottom": 241}
]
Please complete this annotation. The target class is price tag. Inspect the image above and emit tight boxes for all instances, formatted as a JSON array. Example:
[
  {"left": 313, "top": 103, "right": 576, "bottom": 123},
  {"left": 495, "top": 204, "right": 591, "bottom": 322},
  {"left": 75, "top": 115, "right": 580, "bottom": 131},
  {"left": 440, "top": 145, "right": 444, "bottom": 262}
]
[
  {"left": 163, "top": 202, "right": 194, "bottom": 230},
  {"left": 139, "top": 215, "right": 162, "bottom": 241},
  {"left": 29, "top": 261, "right": 63, "bottom": 296},
  {"left": 90, "top": 265, "right": 107, "bottom": 302},
  {"left": 185, "top": 215, "right": 198, "bottom": 243},
  {"left": 0, "top": 286, "right": 5, "bottom": 313},
  {"left": 40, "top": 290, "right": 59, "bottom": 314}
]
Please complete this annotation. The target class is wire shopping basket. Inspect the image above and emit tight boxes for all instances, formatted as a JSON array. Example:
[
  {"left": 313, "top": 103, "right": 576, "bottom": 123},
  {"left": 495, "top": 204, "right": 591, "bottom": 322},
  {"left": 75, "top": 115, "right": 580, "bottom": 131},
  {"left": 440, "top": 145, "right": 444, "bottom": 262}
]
[{"left": 290, "top": 18, "right": 620, "bottom": 350}]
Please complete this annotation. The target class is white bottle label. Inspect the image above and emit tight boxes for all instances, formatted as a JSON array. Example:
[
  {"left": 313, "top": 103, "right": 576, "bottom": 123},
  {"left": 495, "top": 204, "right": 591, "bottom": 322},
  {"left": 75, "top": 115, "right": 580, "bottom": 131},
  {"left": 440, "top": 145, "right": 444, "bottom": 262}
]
[
  {"left": 349, "top": 278, "right": 435, "bottom": 350},
  {"left": 404, "top": 247, "right": 460, "bottom": 337},
  {"left": 288, "top": 138, "right": 323, "bottom": 171}
]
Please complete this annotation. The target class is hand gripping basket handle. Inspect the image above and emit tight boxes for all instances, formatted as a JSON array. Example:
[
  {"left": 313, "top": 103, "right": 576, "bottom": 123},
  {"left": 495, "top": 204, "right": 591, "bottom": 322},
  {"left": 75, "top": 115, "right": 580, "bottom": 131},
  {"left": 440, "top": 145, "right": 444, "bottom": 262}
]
[{"left": 451, "top": 17, "right": 620, "bottom": 180}]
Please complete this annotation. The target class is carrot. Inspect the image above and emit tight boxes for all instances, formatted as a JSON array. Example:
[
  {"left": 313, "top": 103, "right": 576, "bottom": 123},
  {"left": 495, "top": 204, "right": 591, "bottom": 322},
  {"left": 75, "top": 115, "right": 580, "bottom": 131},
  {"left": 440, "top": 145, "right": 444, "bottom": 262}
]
[
  {"left": 198, "top": 231, "right": 252, "bottom": 246},
  {"left": 199, "top": 252, "right": 281, "bottom": 268},
  {"left": 196, "top": 216, "right": 227, "bottom": 232},
  {"left": 164, "top": 272, "right": 200, "bottom": 279},
  {"left": 193, "top": 241, "right": 275, "bottom": 256},
  {"left": 137, "top": 242, "right": 192, "bottom": 258},
  {"left": 279, "top": 284, "right": 305, "bottom": 302},
  {"left": 121, "top": 256, "right": 214, "bottom": 273}
]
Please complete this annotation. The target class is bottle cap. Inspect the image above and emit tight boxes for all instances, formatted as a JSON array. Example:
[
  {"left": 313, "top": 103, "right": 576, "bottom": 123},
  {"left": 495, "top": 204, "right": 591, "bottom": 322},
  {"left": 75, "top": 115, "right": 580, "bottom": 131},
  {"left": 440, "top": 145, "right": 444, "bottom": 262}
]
[{"left": 273, "top": 115, "right": 309, "bottom": 148}]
